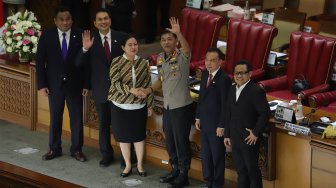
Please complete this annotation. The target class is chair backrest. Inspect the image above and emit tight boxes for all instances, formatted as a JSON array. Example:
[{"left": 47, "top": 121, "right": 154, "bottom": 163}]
[
  {"left": 319, "top": 20, "right": 336, "bottom": 38},
  {"left": 180, "top": 8, "right": 224, "bottom": 63},
  {"left": 286, "top": 31, "right": 336, "bottom": 88},
  {"left": 272, "top": 8, "right": 306, "bottom": 50},
  {"left": 224, "top": 18, "right": 278, "bottom": 74}
]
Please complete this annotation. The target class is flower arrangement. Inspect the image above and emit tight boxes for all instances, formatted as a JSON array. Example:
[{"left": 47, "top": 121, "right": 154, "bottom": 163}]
[{"left": 0, "top": 10, "right": 41, "bottom": 61}]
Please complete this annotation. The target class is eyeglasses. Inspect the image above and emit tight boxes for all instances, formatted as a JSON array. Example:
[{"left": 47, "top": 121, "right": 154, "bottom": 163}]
[{"left": 234, "top": 71, "right": 249, "bottom": 76}]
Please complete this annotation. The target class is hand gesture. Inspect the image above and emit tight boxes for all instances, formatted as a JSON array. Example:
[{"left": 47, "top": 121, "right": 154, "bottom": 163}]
[
  {"left": 224, "top": 138, "right": 231, "bottom": 148},
  {"left": 82, "top": 89, "right": 89, "bottom": 96},
  {"left": 195, "top": 119, "right": 201, "bottom": 131},
  {"left": 244, "top": 128, "right": 258, "bottom": 145},
  {"left": 147, "top": 107, "right": 152, "bottom": 117},
  {"left": 216, "top": 128, "right": 224, "bottom": 137},
  {"left": 39, "top": 88, "right": 49, "bottom": 97},
  {"left": 130, "top": 88, "right": 146, "bottom": 98},
  {"left": 167, "top": 17, "right": 181, "bottom": 34},
  {"left": 82, "top": 30, "right": 94, "bottom": 50}
]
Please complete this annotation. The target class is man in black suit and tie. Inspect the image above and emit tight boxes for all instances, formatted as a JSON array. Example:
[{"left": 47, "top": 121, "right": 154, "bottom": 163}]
[
  {"left": 195, "top": 48, "right": 231, "bottom": 188},
  {"left": 36, "top": 6, "right": 89, "bottom": 162},
  {"left": 224, "top": 60, "right": 271, "bottom": 188},
  {"left": 77, "top": 8, "right": 129, "bottom": 167}
]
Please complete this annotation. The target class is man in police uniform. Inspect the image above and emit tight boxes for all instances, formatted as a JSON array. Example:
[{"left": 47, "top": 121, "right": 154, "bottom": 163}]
[{"left": 142, "top": 17, "right": 193, "bottom": 188}]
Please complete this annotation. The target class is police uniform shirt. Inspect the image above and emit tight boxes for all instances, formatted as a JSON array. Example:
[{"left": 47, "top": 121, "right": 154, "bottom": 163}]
[{"left": 157, "top": 49, "right": 193, "bottom": 110}]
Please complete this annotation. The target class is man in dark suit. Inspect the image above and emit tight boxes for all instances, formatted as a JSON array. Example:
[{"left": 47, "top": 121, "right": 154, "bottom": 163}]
[
  {"left": 224, "top": 60, "right": 271, "bottom": 188},
  {"left": 36, "top": 6, "right": 89, "bottom": 162},
  {"left": 195, "top": 48, "right": 231, "bottom": 188},
  {"left": 78, "top": 8, "right": 129, "bottom": 167}
]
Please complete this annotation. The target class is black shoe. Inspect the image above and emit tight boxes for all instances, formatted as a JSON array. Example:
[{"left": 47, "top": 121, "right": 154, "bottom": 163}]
[
  {"left": 71, "top": 152, "right": 87, "bottom": 162},
  {"left": 137, "top": 169, "right": 147, "bottom": 177},
  {"left": 42, "top": 150, "right": 62, "bottom": 160},
  {"left": 99, "top": 156, "right": 114, "bottom": 167},
  {"left": 120, "top": 168, "right": 132, "bottom": 178},
  {"left": 160, "top": 172, "right": 179, "bottom": 183},
  {"left": 167, "top": 174, "right": 189, "bottom": 188}
]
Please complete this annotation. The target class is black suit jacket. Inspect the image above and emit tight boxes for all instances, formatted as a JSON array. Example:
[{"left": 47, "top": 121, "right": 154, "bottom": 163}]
[
  {"left": 77, "top": 29, "right": 127, "bottom": 102},
  {"left": 224, "top": 81, "right": 271, "bottom": 145},
  {"left": 36, "top": 27, "right": 89, "bottom": 95},
  {"left": 195, "top": 68, "right": 232, "bottom": 133}
]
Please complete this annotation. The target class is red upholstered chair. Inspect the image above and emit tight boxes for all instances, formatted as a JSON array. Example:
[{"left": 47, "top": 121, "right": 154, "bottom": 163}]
[
  {"left": 258, "top": 31, "right": 336, "bottom": 101},
  {"left": 197, "top": 18, "right": 278, "bottom": 80},
  {"left": 222, "top": 18, "right": 278, "bottom": 81},
  {"left": 308, "top": 90, "right": 336, "bottom": 113},
  {"left": 148, "top": 8, "right": 224, "bottom": 74}
]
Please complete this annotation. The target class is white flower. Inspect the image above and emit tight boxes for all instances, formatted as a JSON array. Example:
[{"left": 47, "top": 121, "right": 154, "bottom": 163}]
[
  {"left": 1, "top": 10, "right": 41, "bottom": 58},
  {"left": 16, "top": 41, "right": 22, "bottom": 48},
  {"left": 16, "top": 35, "right": 23, "bottom": 41},
  {"left": 23, "top": 10, "right": 28, "bottom": 19},
  {"left": 6, "top": 38, "right": 12, "bottom": 44},
  {"left": 6, "top": 46, "right": 13, "bottom": 53},
  {"left": 31, "top": 36, "right": 38, "bottom": 44},
  {"left": 34, "top": 24, "right": 41, "bottom": 30},
  {"left": 22, "top": 45, "right": 29, "bottom": 52}
]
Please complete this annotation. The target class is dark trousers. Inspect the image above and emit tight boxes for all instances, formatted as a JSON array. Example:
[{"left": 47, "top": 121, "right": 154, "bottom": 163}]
[
  {"left": 95, "top": 101, "right": 114, "bottom": 158},
  {"left": 232, "top": 141, "right": 262, "bottom": 188},
  {"left": 48, "top": 90, "right": 83, "bottom": 154},
  {"left": 145, "top": 0, "right": 171, "bottom": 41},
  {"left": 201, "top": 131, "right": 225, "bottom": 188},
  {"left": 163, "top": 104, "right": 193, "bottom": 172}
]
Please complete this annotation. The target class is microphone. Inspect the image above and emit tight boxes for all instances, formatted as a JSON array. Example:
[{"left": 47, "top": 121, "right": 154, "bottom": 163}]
[{"left": 300, "top": 108, "right": 316, "bottom": 126}]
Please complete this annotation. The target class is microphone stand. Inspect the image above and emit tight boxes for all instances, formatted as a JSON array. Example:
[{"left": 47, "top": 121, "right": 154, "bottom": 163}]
[{"left": 300, "top": 108, "right": 316, "bottom": 126}]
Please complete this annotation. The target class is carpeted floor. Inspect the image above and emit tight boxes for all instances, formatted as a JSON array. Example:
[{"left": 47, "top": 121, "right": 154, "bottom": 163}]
[{"left": 0, "top": 119, "right": 203, "bottom": 188}]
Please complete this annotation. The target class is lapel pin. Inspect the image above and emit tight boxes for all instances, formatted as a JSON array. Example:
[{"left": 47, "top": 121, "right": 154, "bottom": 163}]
[{"left": 114, "top": 40, "right": 117, "bottom": 43}]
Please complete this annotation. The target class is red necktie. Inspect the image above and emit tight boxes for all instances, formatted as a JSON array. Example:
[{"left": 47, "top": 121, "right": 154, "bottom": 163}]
[
  {"left": 207, "top": 73, "right": 213, "bottom": 88},
  {"left": 104, "top": 36, "right": 111, "bottom": 63}
]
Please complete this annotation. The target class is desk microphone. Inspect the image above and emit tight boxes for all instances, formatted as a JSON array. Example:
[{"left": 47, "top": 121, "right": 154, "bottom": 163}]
[{"left": 300, "top": 108, "right": 316, "bottom": 126}]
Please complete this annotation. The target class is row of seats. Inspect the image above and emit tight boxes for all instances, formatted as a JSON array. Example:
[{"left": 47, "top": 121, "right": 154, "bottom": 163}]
[{"left": 148, "top": 8, "right": 336, "bottom": 112}]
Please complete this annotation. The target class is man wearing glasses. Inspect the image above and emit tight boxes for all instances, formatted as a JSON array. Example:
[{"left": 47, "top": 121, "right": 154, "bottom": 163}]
[{"left": 224, "top": 60, "right": 270, "bottom": 188}]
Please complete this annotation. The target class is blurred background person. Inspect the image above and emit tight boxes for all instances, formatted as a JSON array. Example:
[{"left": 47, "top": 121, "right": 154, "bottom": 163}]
[
  {"left": 145, "top": 0, "right": 171, "bottom": 43},
  {"left": 3, "top": 0, "right": 26, "bottom": 16},
  {"left": 105, "top": 0, "right": 136, "bottom": 33},
  {"left": 108, "top": 35, "right": 153, "bottom": 177},
  {"left": 60, "top": 0, "right": 90, "bottom": 29}
]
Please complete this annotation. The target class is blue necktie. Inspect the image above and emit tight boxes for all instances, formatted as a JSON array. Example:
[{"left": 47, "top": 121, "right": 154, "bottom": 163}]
[{"left": 61, "top": 33, "right": 67, "bottom": 60}]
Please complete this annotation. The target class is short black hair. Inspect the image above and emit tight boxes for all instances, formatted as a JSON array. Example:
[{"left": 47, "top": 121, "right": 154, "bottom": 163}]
[
  {"left": 160, "top": 29, "right": 177, "bottom": 39},
  {"left": 54, "top": 6, "right": 72, "bottom": 18},
  {"left": 234, "top": 60, "right": 252, "bottom": 72},
  {"left": 95, "top": 8, "right": 111, "bottom": 20},
  {"left": 121, "top": 34, "right": 136, "bottom": 46},
  {"left": 207, "top": 47, "right": 225, "bottom": 60}
]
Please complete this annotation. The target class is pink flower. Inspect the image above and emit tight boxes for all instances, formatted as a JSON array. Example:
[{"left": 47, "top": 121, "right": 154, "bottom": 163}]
[
  {"left": 38, "top": 31, "right": 42, "bottom": 37},
  {"left": 10, "top": 25, "right": 16, "bottom": 30},
  {"left": 27, "top": 28, "right": 34, "bottom": 36},
  {"left": 22, "top": 39, "right": 31, "bottom": 45},
  {"left": 2, "top": 29, "right": 7, "bottom": 34}
]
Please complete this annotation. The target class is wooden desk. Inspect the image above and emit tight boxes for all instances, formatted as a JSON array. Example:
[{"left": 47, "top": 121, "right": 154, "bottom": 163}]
[
  {"left": 0, "top": 58, "right": 37, "bottom": 130},
  {"left": 268, "top": 96, "right": 336, "bottom": 188}
]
